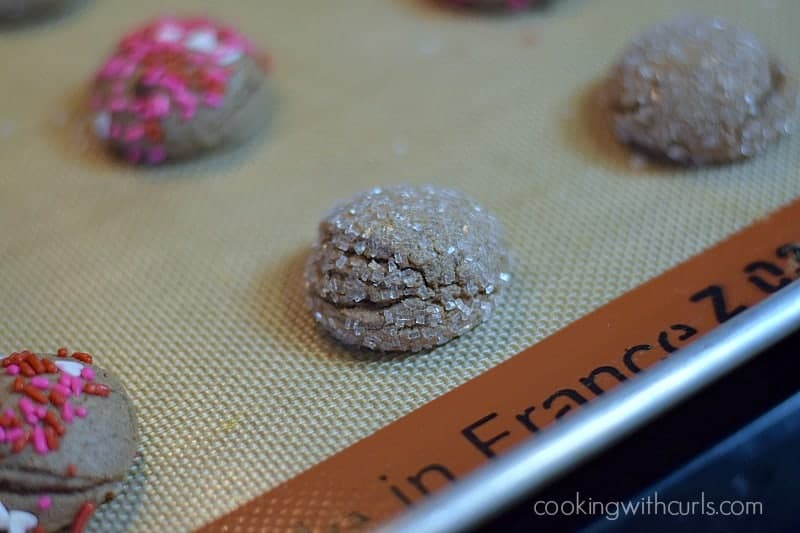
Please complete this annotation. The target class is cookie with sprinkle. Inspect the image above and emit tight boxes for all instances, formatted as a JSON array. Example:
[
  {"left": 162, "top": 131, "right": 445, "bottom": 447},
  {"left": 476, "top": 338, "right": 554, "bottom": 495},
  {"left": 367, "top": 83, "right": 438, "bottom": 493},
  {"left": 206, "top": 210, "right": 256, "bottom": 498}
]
[
  {"left": 90, "top": 16, "right": 271, "bottom": 165},
  {"left": 0, "top": 349, "right": 138, "bottom": 532}
]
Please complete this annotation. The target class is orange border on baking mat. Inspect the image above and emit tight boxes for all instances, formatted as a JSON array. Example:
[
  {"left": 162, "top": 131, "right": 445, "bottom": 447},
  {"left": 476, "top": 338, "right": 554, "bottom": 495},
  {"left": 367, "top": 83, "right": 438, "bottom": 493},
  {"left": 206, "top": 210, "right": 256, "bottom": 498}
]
[{"left": 200, "top": 198, "right": 800, "bottom": 532}]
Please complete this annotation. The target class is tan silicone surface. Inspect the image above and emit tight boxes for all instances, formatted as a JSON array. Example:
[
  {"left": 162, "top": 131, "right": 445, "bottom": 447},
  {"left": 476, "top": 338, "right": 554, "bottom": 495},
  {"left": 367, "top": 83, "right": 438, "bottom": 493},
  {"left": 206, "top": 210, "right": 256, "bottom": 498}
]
[{"left": 0, "top": 0, "right": 798, "bottom": 530}]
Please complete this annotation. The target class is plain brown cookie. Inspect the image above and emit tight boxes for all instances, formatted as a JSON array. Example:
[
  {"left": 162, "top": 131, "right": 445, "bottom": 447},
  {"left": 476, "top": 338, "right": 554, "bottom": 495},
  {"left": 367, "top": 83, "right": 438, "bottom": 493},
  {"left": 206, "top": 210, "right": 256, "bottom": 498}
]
[
  {"left": 305, "top": 185, "right": 511, "bottom": 353},
  {"left": 0, "top": 350, "right": 138, "bottom": 532}
]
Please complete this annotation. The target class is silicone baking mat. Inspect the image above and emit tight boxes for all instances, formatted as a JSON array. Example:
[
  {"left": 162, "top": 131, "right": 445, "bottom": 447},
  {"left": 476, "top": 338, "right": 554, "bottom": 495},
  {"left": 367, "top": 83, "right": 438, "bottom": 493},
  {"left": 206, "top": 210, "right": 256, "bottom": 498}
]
[{"left": 0, "top": 0, "right": 798, "bottom": 531}]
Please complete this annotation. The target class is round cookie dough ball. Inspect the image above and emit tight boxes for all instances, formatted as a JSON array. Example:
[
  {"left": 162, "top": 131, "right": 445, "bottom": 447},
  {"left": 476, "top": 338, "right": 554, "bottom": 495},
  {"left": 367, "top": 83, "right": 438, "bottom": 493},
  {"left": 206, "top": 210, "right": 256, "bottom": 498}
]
[
  {"left": 0, "top": 349, "right": 138, "bottom": 532},
  {"left": 90, "top": 16, "right": 271, "bottom": 165},
  {"left": 607, "top": 15, "right": 798, "bottom": 165},
  {"left": 0, "top": 0, "right": 71, "bottom": 20},
  {"left": 305, "top": 185, "right": 511, "bottom": 353}
]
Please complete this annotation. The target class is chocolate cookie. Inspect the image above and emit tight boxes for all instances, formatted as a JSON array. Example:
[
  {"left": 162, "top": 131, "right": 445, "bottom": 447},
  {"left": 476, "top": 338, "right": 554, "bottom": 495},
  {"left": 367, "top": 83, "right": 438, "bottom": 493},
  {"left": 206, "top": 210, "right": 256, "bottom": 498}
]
[
  {"left": 0, "top": 0, "right": 71, "bottom": 19},
  {"left": 0, "top": 349, "right": 138, "bottom": 532},
  {"left": 90, "top": 16, "right": 271, "bottom": 165},
  {"left": 305, "top": 185, "right": 511, "bottom": 352},
  {"left": 607, "top": 15, "right": 798, "bottom": 165}
]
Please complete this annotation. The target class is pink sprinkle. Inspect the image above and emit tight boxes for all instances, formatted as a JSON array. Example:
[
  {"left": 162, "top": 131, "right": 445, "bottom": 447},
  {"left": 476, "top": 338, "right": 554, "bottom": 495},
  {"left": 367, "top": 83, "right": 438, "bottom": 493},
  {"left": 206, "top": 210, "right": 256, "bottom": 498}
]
[
  {"left": 6, "top": 365, "right": 19, "bottom": 376},
  {"left": 32, "top": 426, "right": 48, "bottom": 455},
  {"left": 75, "top": 406, "right": 88, "bottom": 418},
  {"left": 222, "top": 35, "right": 250, "bottom": 51},
  {"left": 18, "top": 397, "right": 34, "bottom": 414},
  {"left": 141, "top": 67, "right": 165, "bottom": 86},
  {"left": 70, "top": 376, "right": 84, "bottom": 397},
  {"left": 6, "top": 428, "right": 23, "bottom": 442},
  {"left": 62, "top": 402, "right": 74, "bottom": 423},
  {"left": 174, "top": 89, "right": 197, "bottom": 109},
  {"left": 30, "top": 376, "right": 50, "bottom": 390},
  {"left": 144, "top": 93, "right": 171, "bottom": 119},
  {"left": 110, "top": 123, "right": 123, "bottom": 140},
  {"left": 81, "top": 367, "right": 95, "bottom": 381},
  {"left": 109, "top": 97, "right": 128, "bottom": 112},
  {"left": 160, "top": 74, "right": 186, "bottom": 94},
  {"left": 35, "top": 406, "right": 47, "bottom": 418},
  {"left": 58, "top": 373, "right": 71, "bottom": 387},
  {"left": 120, "top": 62, "right": 137, "bottom": 77},
  {"left": 38, "top": 496, "right": 52, "bottom": 510},
  {"left": 54, "top": 384, "right": 71, "bottom": 397},
  {"left": 146, "top": 146, "right": 167, "bottom": 165},
  {"left": 97, "top": 58, "right": 124, "bottom": 79},
  {"left": 0, "top": 427, "right": 6, "bottom": 442},
  {"left": 123, "top": 124, "right": 145, "bottom": 142}
]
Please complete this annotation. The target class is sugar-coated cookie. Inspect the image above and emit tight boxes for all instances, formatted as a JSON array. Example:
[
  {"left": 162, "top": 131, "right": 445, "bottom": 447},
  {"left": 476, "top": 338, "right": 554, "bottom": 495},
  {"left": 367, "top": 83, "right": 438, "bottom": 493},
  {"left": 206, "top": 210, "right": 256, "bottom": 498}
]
[
  {"left": 305, "top": 185, "right": 511, "bottom": 353},
  {"left": 607, "top": 15, "right": 797, "bottom": 165}
]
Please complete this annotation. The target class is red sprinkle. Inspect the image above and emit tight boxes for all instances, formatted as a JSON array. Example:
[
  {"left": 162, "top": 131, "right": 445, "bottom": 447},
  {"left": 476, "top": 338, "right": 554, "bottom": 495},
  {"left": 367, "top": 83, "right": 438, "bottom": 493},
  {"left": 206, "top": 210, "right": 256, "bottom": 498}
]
[
  {"left": 1, "top": 353, "right": 22, "bottom": 367},
  {"left": 83, "top": 383, "right": 111, "bottom": 397},
  {"left": 4, "top": 348, "right": 109, "bottom": 456},
  {"left": 18, "top": 361, "right": 35, "bottom": 377},
  {"left": 71, "top": 502, "right": 96, "bottom": 533},
  {"left": 45, "top": 426, "right": 60, "bottom": 451},
  {"left": 45, "top": 410, "right": 66, "bottom": 436},
  {"left": 50, "top": 389, "right": 67, "bottom": 407},
  {"left": 67, "top": 463, "right": 78, "bottom": 476},
  {"left": 72, "top": 352, "right": 93, "bottom": 365},
  {"left": 25, "top": 353, "right": 45, "bottom": 374},
  {"left": 43, "top": 358, "right": 58, "bottom": 374},
  {"left": 23, "top": 384, "right": 48, "bottom": 404}
]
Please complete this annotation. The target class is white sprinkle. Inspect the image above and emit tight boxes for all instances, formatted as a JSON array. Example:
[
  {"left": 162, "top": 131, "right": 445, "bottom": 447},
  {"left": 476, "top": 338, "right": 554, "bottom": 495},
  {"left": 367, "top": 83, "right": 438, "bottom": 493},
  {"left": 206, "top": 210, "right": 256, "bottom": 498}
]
[
  {"left": 93, "top": 112, "right": 111, "bottom": 140},
  {"left": 155, "top": 23, "right": 184, "bottom": 43},
  {"left": 217, "top": 47, "right": 244, "bottom": 66},
  {"left": 0, "top": 501, "right": 38, "bottom": 533},
  {"left": 55, "top": 360, "right": 84, "bottom": 377},
  {"left": 185, "top": 29, "right": 218, "bottom": 53}
]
